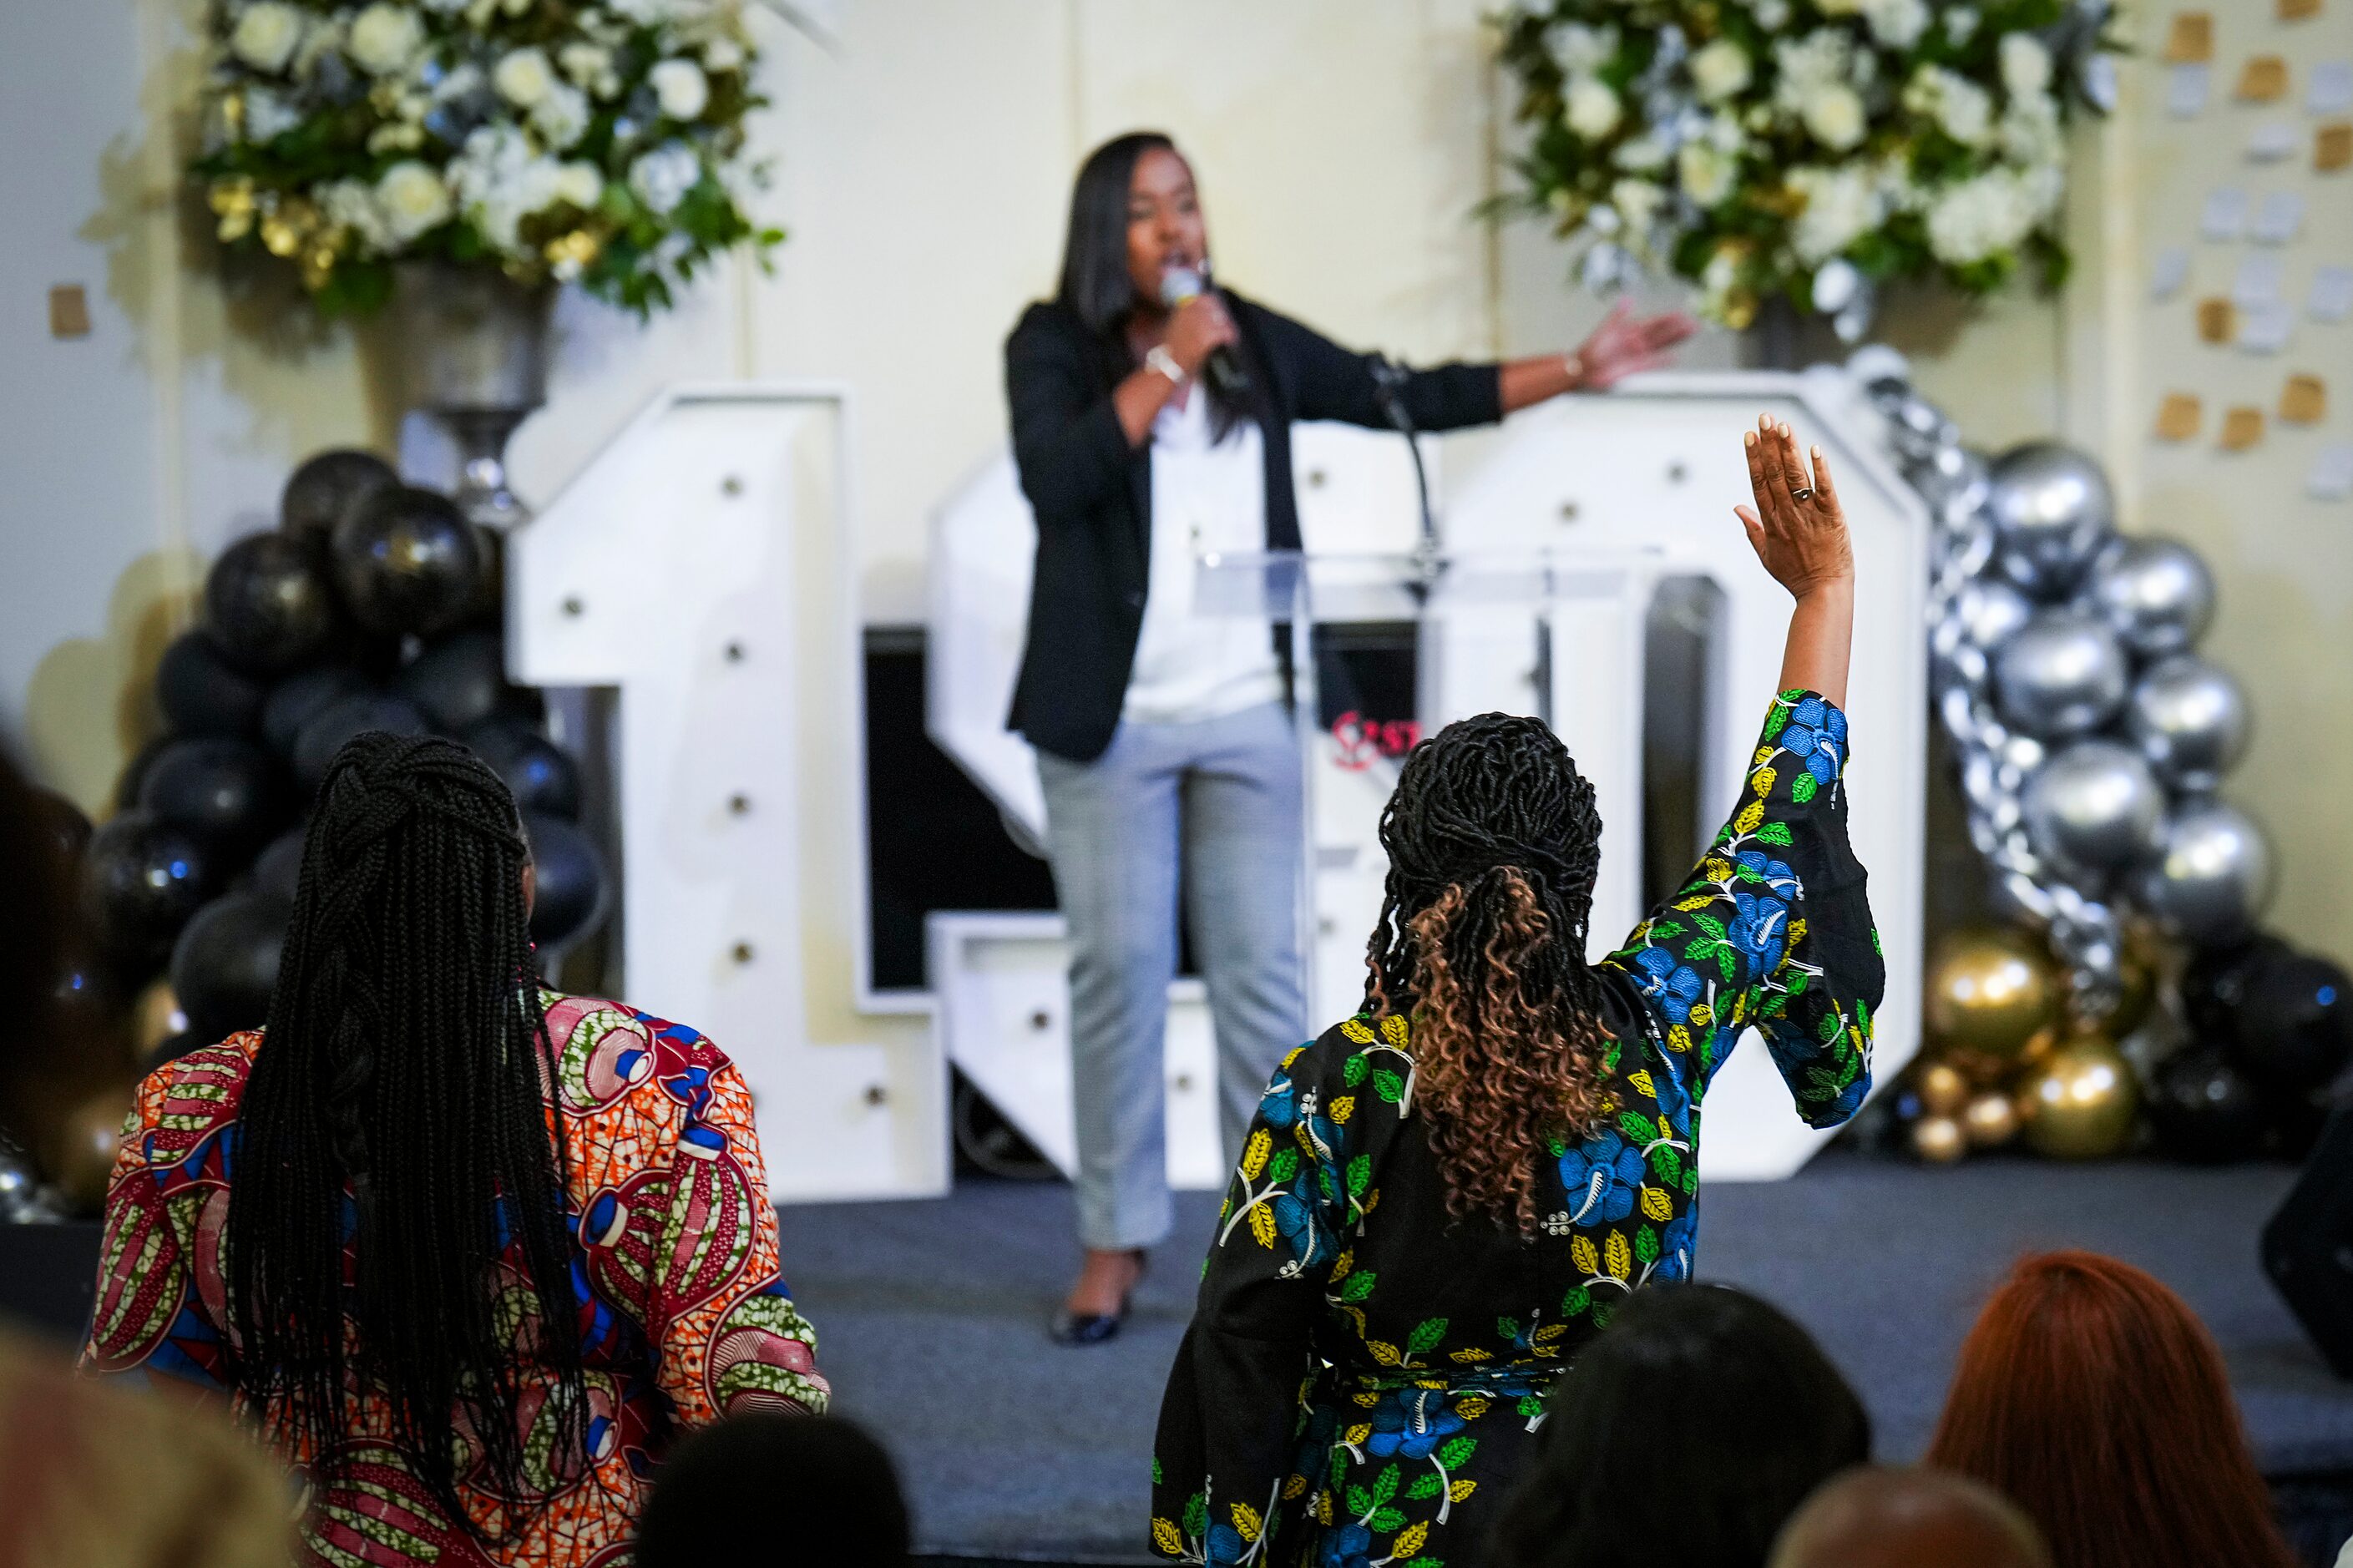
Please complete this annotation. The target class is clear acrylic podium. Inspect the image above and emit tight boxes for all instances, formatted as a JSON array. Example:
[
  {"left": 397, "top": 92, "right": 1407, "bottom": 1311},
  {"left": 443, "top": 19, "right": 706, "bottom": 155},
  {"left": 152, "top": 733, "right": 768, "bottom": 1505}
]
[{"left": 1194, "top": 544, "right": 1666, "bottom": 1029}]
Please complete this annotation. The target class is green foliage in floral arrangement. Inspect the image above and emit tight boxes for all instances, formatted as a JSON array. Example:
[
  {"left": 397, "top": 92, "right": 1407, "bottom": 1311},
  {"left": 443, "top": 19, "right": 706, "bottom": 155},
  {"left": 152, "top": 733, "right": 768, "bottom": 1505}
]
[
  {"left": 1490, "top": 0, "right": 2122, "bottom": 331},
  {"left": 192, "top": 0, "right": 785, "bottom": 317}
]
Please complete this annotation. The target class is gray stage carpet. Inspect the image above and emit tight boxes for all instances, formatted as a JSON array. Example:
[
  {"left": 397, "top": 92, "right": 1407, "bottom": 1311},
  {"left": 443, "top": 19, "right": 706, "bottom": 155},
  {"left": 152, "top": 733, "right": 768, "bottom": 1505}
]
[{"left": 773, "top": 1153, "right": 2353, "bottom": 1563}]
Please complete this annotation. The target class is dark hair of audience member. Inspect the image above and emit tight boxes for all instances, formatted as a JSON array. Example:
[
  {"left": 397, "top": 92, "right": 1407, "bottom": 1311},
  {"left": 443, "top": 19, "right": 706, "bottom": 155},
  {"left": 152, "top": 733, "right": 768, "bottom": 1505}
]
[
  {"left": 1767, "top": 1464, "right": 2052, "bottom": 1568},
  {"left": 1925, "top": 1250, "right": 2299, "bottom": 1568},
  {"left": 1489, "top": 1283, "right": 1871, "bottom": 1568},
  {"left": 0, "top": 746, "right": 74, "bottom": 1080},
  {"left": 1365, "top": 711, "right": 1616, "bottom": 1235},
  {"left": 225, "top": 733, "right": 584, "bottom": 1541},
  {"left": 635, "top": 1413, "right": 910, "bottom": 1568}
]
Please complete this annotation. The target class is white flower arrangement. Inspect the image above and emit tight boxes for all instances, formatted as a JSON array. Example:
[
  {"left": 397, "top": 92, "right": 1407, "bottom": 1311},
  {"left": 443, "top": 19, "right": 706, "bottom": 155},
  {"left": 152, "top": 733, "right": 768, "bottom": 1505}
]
[
  {"left": 1494, "top": 0, "right": 2118, "bottom": 335},
  {"left": 195, "top": 0, "right": 782, "bottom": 316}
]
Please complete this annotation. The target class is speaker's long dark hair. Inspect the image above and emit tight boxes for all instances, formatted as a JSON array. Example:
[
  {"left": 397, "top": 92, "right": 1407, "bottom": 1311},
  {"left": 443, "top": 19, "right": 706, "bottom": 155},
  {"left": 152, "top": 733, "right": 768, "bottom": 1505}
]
[
  {"left": 1055, "top": 129, "right": 1255, "bottom": 442},
  {"left": 1366, "top": 712, "right": 1617, "bottom": 1234},
  {"left": 225, "top": 732, "right": 584, "bottom": 1540}
]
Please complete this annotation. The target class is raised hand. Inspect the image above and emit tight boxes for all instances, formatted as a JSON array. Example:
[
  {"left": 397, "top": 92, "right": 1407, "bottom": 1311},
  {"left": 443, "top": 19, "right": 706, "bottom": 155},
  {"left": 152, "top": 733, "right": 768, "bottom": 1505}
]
[
  {"left": 1735, "top": 414, "right": 1853, "bottom": 601},
  {"left": 1735, "top": 414, "right": 1855, "bottom": 706}
]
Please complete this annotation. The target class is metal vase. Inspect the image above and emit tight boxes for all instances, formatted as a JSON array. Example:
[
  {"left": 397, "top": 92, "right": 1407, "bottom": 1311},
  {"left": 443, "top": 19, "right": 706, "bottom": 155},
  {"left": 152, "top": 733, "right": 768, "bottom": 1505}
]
[{"left": 392, "top": 263, "right": 555, "bottom": 529}]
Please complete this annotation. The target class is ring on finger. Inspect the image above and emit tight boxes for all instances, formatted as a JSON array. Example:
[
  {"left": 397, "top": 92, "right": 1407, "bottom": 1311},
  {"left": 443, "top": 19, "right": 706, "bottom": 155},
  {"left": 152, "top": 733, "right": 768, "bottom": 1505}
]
[{"left": 1790, "top": 486, "right": 1815, "bottom": 503}]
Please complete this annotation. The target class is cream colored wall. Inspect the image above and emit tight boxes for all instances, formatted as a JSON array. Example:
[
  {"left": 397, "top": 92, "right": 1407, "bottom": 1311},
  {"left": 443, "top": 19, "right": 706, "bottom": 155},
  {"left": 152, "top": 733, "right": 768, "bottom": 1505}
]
[
  {"left": 19, "top": 2, "right": 2338, "bottom": 968},
  {"left": 2109, "top": 1, "right": 2353, "bottom": 963}
]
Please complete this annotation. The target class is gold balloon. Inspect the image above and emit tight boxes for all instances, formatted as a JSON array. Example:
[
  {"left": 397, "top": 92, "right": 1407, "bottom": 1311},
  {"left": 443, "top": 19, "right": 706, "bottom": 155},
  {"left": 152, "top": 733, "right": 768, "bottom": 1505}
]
[
  {"left": 2019, "top": 1035, "right": 2139, "bottom": 1159},
  {"left": 1917, "top": 1061, "right": 1971, "bottom": 1117},
  {"left": 2104, "top": 941, "right": 2158, "bottom": 1039},
  {"left": 1926, "top": 928, "right": 2062, "bottom": 1080},
  {"left": 132, "top": 979, "right": 185, "bottom": 1057},
  {"left": 1911, "top": 1114, "right": 1968, "bottom": 1164},
  {"left": 1962, "top": 1090, "right": 2020, "bottom": 1147},
  {"left": 49, "top": 1087, "right": 133, "bottom": 1216}
]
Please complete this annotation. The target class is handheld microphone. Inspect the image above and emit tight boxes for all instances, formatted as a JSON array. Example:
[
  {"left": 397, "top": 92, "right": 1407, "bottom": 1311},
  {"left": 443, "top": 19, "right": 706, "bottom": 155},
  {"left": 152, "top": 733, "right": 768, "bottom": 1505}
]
[{"left": 1158, "top": 265, "right": 1252, "bottom": 400}]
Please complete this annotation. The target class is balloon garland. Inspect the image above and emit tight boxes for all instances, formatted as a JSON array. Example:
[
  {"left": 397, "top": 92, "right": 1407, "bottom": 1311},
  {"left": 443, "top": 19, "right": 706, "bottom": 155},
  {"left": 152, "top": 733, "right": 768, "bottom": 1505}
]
[
  {"left": 1852, "top": 351, "right": 2349, "bottom": 1163},
  {"left": 1863, "top": 357, "right": 2260, "bottom": 1018}
]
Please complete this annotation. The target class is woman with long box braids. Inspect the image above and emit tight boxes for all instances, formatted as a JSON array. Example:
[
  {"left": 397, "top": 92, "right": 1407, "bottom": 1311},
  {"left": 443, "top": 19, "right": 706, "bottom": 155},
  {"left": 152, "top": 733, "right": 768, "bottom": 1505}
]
[
  {"left": 1149, "top": 418, "right": 1884, "bottom": 1568},
  {"left": 83, "top": 734, "right": 827, "bottom": 1566}
]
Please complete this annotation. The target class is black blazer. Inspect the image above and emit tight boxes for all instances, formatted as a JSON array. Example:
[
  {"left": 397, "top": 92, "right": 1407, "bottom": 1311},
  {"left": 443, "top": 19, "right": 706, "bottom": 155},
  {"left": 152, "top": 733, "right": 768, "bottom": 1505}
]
[{"left": 1003, "top": 292, "right": 1504, "bottom": 763}]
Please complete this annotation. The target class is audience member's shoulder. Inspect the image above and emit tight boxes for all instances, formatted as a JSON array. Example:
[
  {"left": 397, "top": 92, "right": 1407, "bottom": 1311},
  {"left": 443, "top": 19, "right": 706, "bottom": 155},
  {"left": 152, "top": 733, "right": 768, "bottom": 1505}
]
[
  {"left": 540, "top": 989, "right": 736, "bottom": 1116},
  {"left": 1302, "top": 1013, "right": 1416, "bottom": 1086},
  {"left": 129, "top": 1031, "right": 264, "bottom": 1139}
]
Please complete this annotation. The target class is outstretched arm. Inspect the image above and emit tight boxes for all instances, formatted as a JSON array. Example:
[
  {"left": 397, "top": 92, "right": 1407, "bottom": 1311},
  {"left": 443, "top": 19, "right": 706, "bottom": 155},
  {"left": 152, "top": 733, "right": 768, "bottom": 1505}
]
[
  {"left": 1497, "top": 299, "right": 1699, "bottom": 412},
  {"left": 1600, "top": 417, "right": 1879, "bottom": 1125},
  {"left": 1735, "top": 415, "right": 1855, "bottom": 706}
]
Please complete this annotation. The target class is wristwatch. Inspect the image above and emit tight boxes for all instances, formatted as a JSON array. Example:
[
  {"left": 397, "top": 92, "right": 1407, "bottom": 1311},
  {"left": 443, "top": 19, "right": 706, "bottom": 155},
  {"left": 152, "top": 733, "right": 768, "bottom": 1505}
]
[{"left": 1146, "top": 345, "right": 1186, "bottom": 385}]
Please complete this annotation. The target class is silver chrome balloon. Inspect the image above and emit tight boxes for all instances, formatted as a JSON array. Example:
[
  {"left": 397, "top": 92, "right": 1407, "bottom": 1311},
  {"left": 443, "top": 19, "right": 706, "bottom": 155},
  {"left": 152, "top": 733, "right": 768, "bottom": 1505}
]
[
  {"left": 1957, "top": 577, "right": 2035, "bottom": 655},
  {"left": 2136, "top": 800, "right": 2275, "bottom": 944},
  {"left": 2127, "top": 655, "right": 2250, "bottom": 793},
  {"left": 0, "top": 1146, "right": 37, "bottom": 1223},
  {"left": 1994, "top": 609, "right": 2129, "bottom": 737},
  {"left": 1888, "top": 395, "right": 1961, "bottom": 462},
  {"left": 1987, "top": 442, "right": 2115, "bottom": 597},
  {"left": 2022, "top": 739, "right": 2164, "bottom": 877},
  {"left": 2086, "top": 536, "right": 2215, "bottom": 657}
]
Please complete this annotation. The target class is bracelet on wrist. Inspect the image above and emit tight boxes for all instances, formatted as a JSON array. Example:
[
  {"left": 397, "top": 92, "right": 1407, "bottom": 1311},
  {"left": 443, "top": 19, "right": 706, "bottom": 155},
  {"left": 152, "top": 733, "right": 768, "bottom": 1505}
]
[
  {"left": 1562, "top": 351, "right": 1586, "bottom": 390},
  {"left": 1145, "top": 345, "right": 1186, "bottom": 386}
]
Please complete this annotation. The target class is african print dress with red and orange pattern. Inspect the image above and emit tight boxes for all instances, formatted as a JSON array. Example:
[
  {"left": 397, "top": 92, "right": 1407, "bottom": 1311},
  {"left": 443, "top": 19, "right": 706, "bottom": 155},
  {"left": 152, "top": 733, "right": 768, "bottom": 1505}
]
[{"left": 81, "top": 989, "right": 828, "bottom": 1568}]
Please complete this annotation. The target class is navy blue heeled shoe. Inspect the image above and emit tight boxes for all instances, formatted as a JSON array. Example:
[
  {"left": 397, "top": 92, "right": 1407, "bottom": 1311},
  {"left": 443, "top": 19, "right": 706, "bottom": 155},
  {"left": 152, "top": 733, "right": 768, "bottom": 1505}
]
[{"left": 1050, "top": 1250, "right": 1146, "bottom": 1346}]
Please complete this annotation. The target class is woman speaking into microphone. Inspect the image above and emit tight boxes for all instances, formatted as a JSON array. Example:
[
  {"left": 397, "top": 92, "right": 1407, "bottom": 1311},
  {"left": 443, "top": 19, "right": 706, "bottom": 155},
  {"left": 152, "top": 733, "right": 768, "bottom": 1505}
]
[{"left": 1004, "top": 130, "right": 1694, "bottom": 1343}]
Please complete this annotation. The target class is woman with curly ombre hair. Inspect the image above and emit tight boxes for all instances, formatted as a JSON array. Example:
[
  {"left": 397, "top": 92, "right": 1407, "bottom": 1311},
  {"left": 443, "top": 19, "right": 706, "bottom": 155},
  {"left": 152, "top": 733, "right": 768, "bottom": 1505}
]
[
  {"left": 1151, "top": 417, "right": 1885, "bottom": 1568},
  {"left": 1926, "top": 1251, "right": 2300, "bottom": 1568}
]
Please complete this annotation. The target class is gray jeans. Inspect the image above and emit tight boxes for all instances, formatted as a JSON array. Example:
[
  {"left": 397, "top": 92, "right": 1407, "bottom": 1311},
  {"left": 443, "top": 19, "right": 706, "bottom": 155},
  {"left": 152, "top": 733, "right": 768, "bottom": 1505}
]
[{"left": 1035, "top": 701, "right": 1308, "bottom": 1250}]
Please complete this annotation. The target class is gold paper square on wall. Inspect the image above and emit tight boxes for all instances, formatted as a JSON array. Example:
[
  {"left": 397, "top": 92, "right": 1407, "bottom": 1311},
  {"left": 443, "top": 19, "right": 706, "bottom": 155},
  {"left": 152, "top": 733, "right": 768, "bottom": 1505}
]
[
  {"left": 2280, "top": 0, "right": 2321, "bottom": 18},
  {"left": 2198, "top": 297, "right": 2238, "bottom": 342},
  {"left": 2165, "top": 11, "right": 2214, "bottom": 61},
  {"left": 2281, "top": 374, "right": 2328, "bottom": 423},
  {"left": 48, "top": 285, "right": 89, "bottom": 339},
  {"left": 2238, "top": 56, "right": 2290, "bottom": 100},
  {"left": 2220, "top": 407, "right": 2265, "bottom": 450},
  {"left": 2155, "top": 393, "right": 2204, "bottom": 441},
  {"left": 2320, "top": 122, "right": 2353, "bottom": 171}
]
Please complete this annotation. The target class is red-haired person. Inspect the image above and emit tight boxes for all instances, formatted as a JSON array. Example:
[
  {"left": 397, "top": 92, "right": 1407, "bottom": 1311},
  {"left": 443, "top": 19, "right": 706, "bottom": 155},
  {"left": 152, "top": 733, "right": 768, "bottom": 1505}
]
[{"left": 1925, "top": 1250, "right": 2299, "bottom": 1568}]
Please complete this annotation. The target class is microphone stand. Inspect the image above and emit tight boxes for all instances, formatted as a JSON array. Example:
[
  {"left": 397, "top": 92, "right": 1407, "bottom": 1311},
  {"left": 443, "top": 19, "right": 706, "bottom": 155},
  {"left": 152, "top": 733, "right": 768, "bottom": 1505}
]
[{"left": 1366, "top": 355, "right": 1441, "bottom": 598}]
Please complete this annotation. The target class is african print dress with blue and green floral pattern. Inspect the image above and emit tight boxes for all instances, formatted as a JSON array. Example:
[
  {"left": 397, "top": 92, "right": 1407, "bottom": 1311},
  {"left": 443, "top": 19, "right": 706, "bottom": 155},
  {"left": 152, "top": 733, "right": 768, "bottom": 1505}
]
[{"left": 1150, "top": 690, "right": 1882, "bottom": 1568}]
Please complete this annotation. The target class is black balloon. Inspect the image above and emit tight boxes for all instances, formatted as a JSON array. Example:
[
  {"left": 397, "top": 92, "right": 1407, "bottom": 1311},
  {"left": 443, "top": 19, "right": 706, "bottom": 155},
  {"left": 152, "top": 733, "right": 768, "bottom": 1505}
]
[
  {"left": 2147, "top": 1044, "right": 2270, "bottom": 1163},
  {"left": 330, "top": 486, "right": 483, "bottom": 638},
  {"left": 117, "top": 734, "right": 175, "bottom": 812},
  {"left": 2264, "top": 1089, "right": 2330, "bottom": 1161},
  {"left": 399, "top": 630, "right": 517, "bottom": 733},
  {"left": 204, "top": 533, "right": 340, "bottom": 675},
  {"left": 170, "top": 892, "right": 290, "bottom": 1041},
  {"left": 292, "top": 692, "right": 428, "bottom": 789},
  {"left": 468, "top": 721, "right": 583, "bottom": 820},
  {"left": 281, "top": 448, "right": 397, "bottom": 539},
  {"left": 28, "top": 788, "right": 92, "bottom": 865},
  {"left": 2231, "top": 950, "right": 2353, "bottom": 1094},
  {"left": 248, "top": 827, "right": 307, "bottom": 903},
  {"left": 46, "top": 943, "right": 130, "bottom": 1043},
  {"left": 137, "top": 736, "right": 291, "bottom": 857},
  {"left": 523, "top": 813, "right": 607, "bottom": 948},
  {"left": 262, "top": 665, "right": 372, "bottom": 757},
  {"left": 81, "top": 810, "right": 216, "bottom": 964},
  {"left": 459, "top": 524, "right": 507, "bottom": 630},
  {"left": 155, "top": 630, "right": 266, "bottom": 737},
  {"left": 2183, "top": 934, "right": 2290, "bottom": 1043}
]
